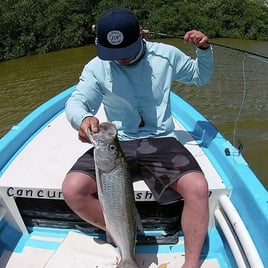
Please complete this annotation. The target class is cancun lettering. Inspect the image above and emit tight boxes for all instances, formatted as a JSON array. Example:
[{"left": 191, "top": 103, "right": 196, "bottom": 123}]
[{"left": 6, "top": 187, "right": 63, "bottom": 199}]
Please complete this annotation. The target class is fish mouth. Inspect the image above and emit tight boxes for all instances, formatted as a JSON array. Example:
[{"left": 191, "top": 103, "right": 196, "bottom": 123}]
[
  {"left": 87, "top": 122, "right": 117, "bottom": 148},
  {"left": 87, "top": 131, "right": 112, "bottom": 148},
  {"left": 99, "top": 122, "right": 117, "bottom": 137}
]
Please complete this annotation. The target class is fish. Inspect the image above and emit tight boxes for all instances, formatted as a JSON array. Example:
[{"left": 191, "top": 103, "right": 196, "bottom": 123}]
[{"left": 88, "top": 122, "right": 141, "bottom": 268}]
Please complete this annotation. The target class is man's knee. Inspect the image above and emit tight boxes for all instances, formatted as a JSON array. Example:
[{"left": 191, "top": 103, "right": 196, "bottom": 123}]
[
  {"left": 62, "top": 172, "right": 96, "bottom": 202},
  {"left": 62, "top": 173, "right": 77, "bottom": 203},
  {"left": 172, "top": 172, "right": 208, "bottom": 200},
  {"left": 191, "top": 174, "right": 208, "bottom": 198}
]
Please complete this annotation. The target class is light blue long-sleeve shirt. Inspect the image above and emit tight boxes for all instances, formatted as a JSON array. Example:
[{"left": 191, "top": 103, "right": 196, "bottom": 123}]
[{"left": 65, "top": 41, "right": 214, "bottom": 140}]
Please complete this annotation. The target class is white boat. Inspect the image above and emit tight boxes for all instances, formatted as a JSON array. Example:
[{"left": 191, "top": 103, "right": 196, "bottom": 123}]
[{"left": 0, "top": 85, "right": 267, "bottom": 267}]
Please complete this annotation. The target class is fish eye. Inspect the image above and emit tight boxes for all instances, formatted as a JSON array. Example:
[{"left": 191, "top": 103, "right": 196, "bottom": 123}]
[{"left": 109, "top": 144, "right": 116, "bottom": 151}]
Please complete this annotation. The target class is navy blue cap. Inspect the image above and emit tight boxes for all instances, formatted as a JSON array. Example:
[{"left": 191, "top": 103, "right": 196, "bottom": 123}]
[{"left": 96, "top": 7, "right": 141, "bottom": 60}]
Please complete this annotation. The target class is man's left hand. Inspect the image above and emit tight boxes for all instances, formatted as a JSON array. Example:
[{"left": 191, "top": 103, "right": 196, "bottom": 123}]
[{"left": 184, "top": 30, "right": 210, "bottom": 49}]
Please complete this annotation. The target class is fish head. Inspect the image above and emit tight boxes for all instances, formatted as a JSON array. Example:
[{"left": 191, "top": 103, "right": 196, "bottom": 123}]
[{"left": 88, "top": 122, "right": 121, "bottom": 172}]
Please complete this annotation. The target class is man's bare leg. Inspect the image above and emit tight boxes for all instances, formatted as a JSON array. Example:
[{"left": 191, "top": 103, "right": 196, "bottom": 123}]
[
  {"left": 171, "top": 172, "right": 209, "bottom": 268},
  {"left": 62, "top": 172, "right": 106, "bottom": 230}
]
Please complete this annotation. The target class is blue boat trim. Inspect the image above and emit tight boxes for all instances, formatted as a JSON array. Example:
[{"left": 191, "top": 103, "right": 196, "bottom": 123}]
[
  {"left": 25, "top": 239, "right": 60, "bottom": 251},
  {"left": 13, "top": 234, "right": 30, "bottom": 253},
  {"left": 0, "top": 85, "right": 75, "bottom": 175}
]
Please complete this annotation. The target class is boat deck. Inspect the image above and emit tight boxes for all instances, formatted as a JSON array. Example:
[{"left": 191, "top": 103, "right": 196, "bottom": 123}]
[{"left": 0, "top": 229, "right": 222, "bottom": 267}]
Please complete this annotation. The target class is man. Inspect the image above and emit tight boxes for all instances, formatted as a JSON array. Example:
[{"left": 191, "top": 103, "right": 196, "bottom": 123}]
[{"left": 63, "top": 7, "right": 214, "bottom": 268}]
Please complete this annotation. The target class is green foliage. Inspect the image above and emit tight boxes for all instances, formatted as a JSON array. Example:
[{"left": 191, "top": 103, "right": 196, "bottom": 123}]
[
  {"left": 0, "top": 0, "right": 97, "bottom": 61},
  {"left": 1, "top": 0, "right": 268, "bottom": 61}
]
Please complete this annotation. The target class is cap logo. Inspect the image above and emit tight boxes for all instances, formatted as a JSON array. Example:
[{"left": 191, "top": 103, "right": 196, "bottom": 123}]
[{"left": 107, "top": 30, "right": 124, "bottom": 45}]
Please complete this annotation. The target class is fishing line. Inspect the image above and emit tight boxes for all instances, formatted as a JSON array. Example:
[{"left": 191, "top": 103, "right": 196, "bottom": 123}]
[
  {"left": 232, "top": 55, "right": 248, "bottom": 148},
  {"left": 232, "top": 53, "right": 268, "bottom": 149},
  {"left": 148, "top": 32, "right": 268, "bottom": 60}
]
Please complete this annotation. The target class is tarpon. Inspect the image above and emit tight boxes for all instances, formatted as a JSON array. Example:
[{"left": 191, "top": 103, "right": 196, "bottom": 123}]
[{"left": 88, "top": 122, "right": 140, "bottom": 268}]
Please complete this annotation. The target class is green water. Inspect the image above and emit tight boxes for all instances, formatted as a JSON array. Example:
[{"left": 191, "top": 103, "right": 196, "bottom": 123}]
[{"left": 0, "top": 39, "right": 267, "bottom": 188}]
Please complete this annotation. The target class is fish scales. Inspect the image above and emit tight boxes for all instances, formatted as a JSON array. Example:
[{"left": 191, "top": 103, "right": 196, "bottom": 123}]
[{"left": 89, "top": 122, "right": 140, "bottom": 268}]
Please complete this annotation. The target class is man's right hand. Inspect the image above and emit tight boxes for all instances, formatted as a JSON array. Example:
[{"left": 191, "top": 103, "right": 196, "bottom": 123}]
[{"left": 78, "top": 116, "right": 99, "bottom": 143}]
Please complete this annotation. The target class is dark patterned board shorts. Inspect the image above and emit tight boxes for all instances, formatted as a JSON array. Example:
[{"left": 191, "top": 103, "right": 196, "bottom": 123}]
[{"left": 68, "top": 137, "right": 203, "bottom": 205}]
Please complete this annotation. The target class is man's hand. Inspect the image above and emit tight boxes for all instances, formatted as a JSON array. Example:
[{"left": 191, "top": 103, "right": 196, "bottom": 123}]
[
  {"left": 184, "top": 30, "right": 210, "bottom": 49},
  {"left": 78, "top": 116, "right": 99, "bottom": 143}
]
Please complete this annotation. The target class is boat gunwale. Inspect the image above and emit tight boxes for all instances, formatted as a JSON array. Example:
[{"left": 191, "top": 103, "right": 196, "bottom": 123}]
[{"left": 0, "top": 85, "right": 76, "bottom": 175}]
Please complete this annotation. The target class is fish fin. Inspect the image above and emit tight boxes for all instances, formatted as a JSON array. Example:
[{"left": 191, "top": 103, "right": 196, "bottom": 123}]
[
  {"left": 135, "top": 208, "right": 144, "bottom": 234},
  {"left": 105, "top": 230, "right": 113, "bottom": 245},
  {"left": 117, "top": 259, "right": 140, "bottom": 268},
  {"left": 95, "top": 167, "right": 104, "bottom": 194},
  {"left": 105, "top": 230, "right": 117, "bottom": 247}
]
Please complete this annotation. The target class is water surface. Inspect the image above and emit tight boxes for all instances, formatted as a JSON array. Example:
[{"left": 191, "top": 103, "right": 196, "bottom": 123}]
[{"left": 0, "top": 39, "right": 267, "bottom": 188}]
